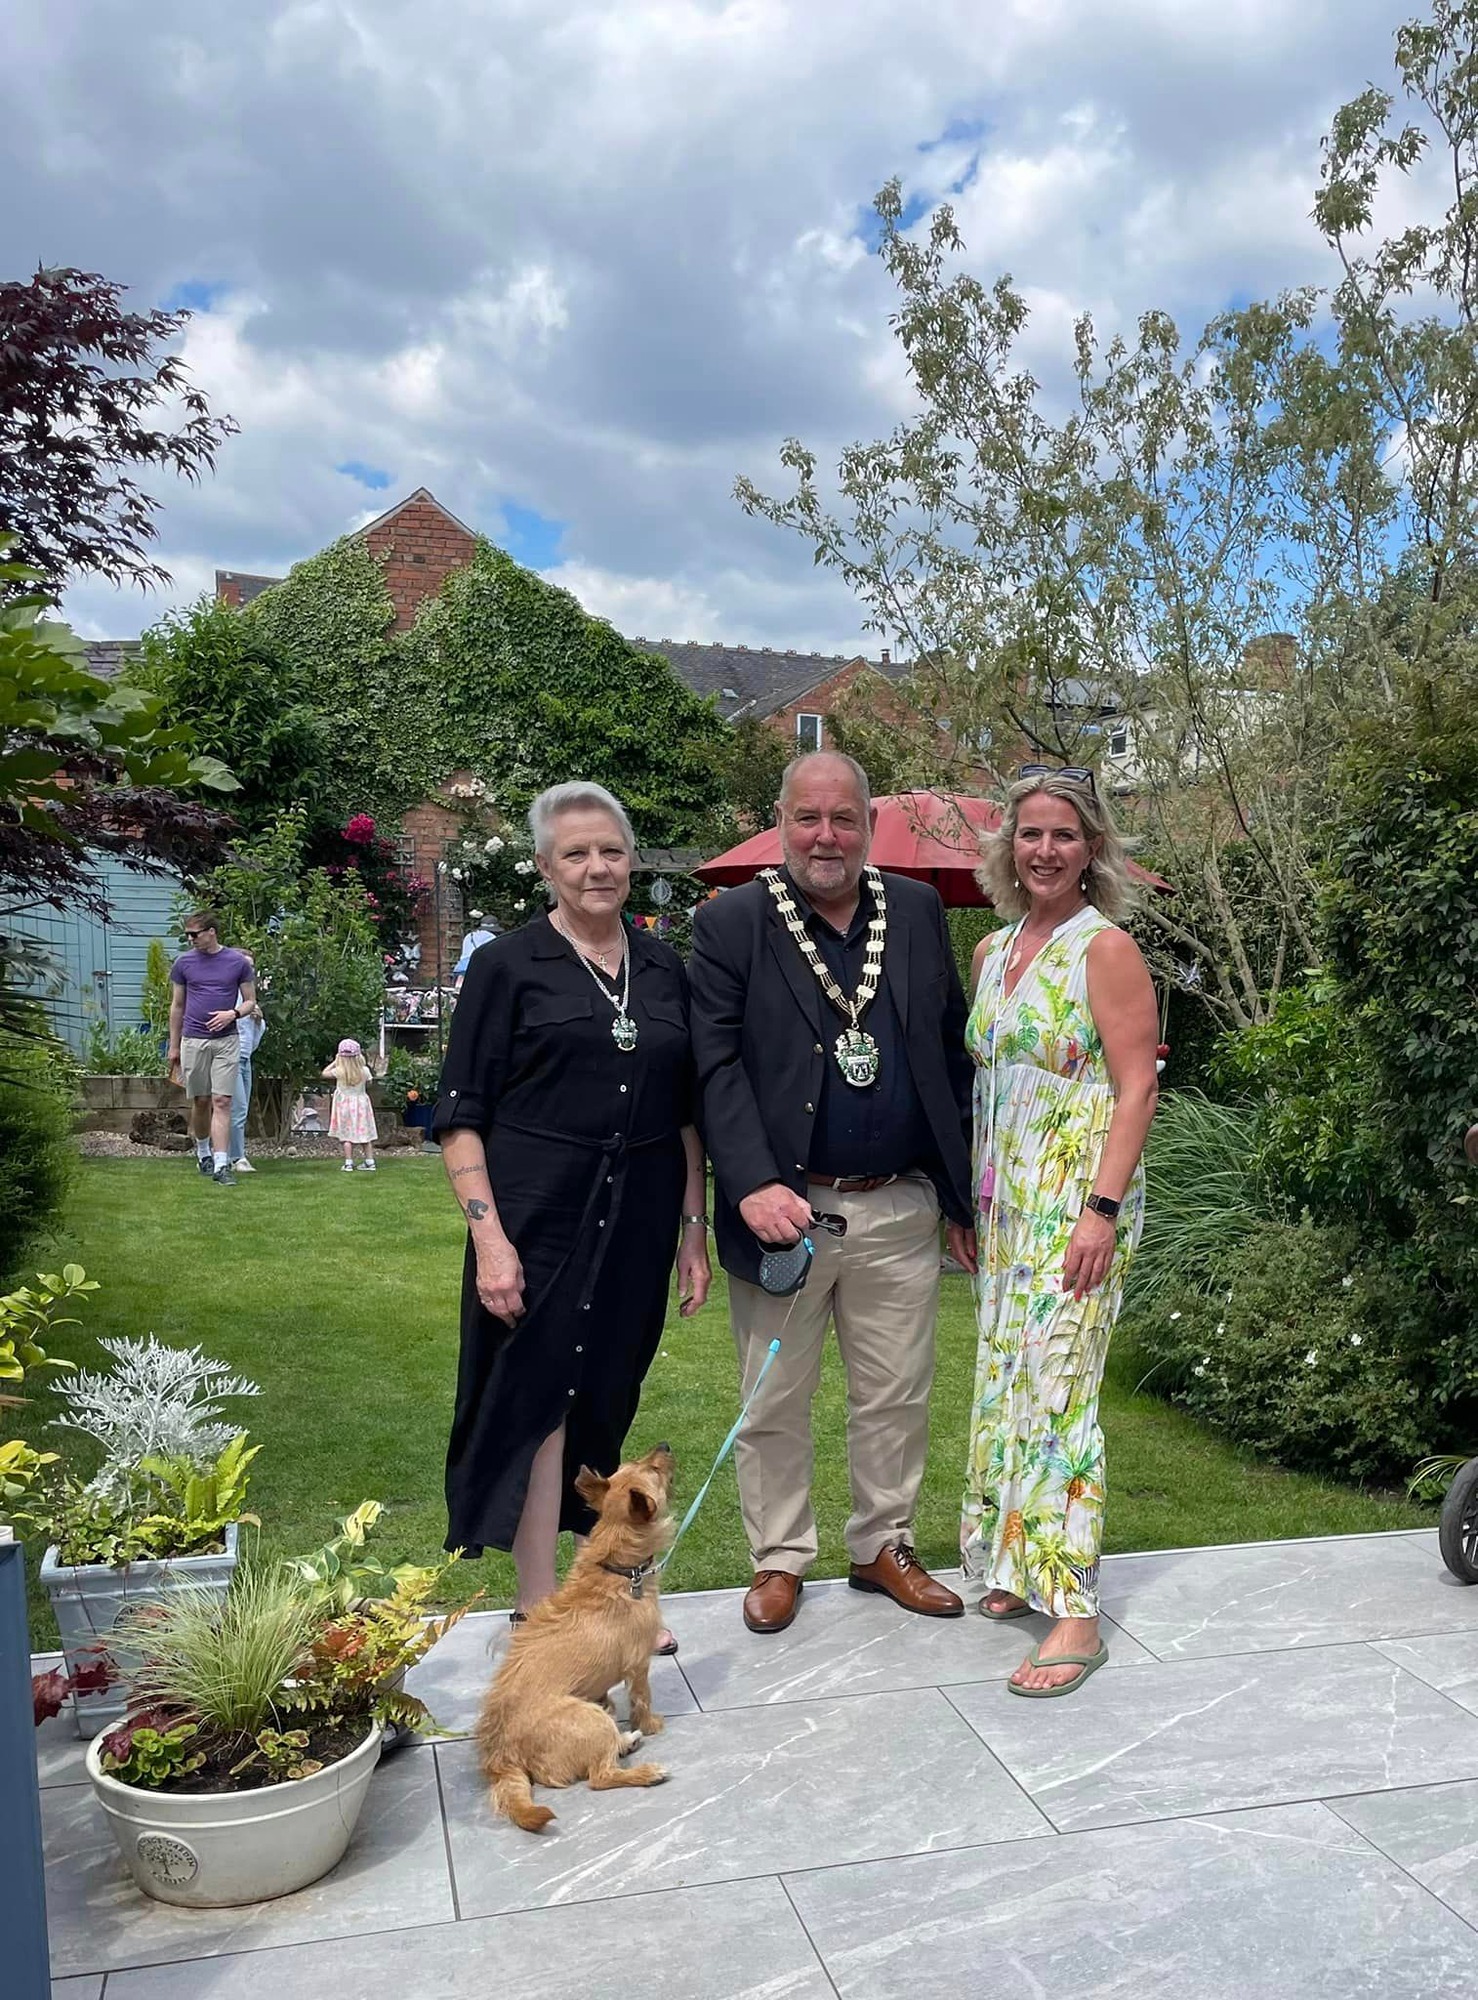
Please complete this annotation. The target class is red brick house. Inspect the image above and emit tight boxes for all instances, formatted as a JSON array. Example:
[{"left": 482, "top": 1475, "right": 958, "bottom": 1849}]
[{"left": 209, "top": 488, "right": 912, "bottom": 965}]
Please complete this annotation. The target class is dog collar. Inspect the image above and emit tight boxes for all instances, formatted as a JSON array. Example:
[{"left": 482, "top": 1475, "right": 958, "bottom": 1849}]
[{"left": 600, "top": 1556, "right": 658, "bottom": 1599}]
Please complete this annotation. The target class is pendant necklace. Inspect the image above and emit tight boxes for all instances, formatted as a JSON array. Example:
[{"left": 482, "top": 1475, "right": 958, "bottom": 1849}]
[
  {"left": 555, "top": 916, "right": 638, "bottom": 1052},
  {"left": 761, "top": 865, "right": 887, "bottom": 1088}
]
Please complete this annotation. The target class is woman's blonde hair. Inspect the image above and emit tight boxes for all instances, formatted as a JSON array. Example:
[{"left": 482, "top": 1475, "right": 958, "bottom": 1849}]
[
  {"left": 976, "top": 771, "right": 1136, "bottom": 922},
  {"left": 329, "top": 1052, "right": 369, "bottom": 1089}
]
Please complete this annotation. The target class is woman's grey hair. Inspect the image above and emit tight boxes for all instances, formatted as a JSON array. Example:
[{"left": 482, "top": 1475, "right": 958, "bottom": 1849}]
[
  {"left": 528, "top": 781, "right": 637, "bottom": 860},
  {"left": 976, "top": 772, "right": 1136, "bottom": 922}
]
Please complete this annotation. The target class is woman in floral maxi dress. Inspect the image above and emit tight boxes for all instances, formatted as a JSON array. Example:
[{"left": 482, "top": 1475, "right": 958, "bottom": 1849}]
[{"left": 962, "top": 772, "right": 1159, "bottom": 1696}]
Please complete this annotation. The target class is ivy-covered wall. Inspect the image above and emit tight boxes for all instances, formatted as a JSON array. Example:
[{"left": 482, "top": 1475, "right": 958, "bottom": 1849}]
[{"left": 229, "top": 532, "right": 729, "bottom": 844}]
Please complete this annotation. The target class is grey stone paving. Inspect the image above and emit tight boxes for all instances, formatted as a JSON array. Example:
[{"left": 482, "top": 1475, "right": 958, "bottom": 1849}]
[{"left": 35, "top": 1530, "right": 1478, "bottom": 1997}]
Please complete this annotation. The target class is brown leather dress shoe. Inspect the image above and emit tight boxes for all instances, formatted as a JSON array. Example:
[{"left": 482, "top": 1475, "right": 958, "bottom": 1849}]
[
  {"left": 743, "top": 1569, "right": 804, "bottom": 1634},
  {"left": 849, "top": 1543, "right": 964, "bottom": 1617}
]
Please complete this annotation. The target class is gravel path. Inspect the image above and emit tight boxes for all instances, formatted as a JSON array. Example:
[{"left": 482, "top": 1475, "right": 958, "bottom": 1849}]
[{"left": 78, "top": 1130, "right": 434, "bottom": 1161}]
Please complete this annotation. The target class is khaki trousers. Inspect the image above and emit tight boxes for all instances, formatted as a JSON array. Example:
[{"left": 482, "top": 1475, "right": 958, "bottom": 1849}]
[{"left": 728, "top": 1176, "right": 942, "bottom": 1574}]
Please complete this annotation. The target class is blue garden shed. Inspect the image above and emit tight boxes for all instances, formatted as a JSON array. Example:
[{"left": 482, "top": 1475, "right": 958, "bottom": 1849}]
[{"left": 7, "top": 858, "right": 183, "bottom": 1057}]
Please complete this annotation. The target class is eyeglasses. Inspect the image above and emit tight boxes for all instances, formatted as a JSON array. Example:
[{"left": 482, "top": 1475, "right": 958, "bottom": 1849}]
[
  {"left": 184, "top": 930, "right": 205, "bottom": 940},
  {"left": 1018, "top": 763, "right": 1097, "bottom": 795}
]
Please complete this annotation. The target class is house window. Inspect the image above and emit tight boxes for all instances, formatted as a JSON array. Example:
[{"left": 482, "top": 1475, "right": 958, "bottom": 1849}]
[
  {"left": 1108, "top": 722, "right": 1130, "bottom": 758},
  {"left": 795, "top": 712, "right": 823, "bottom": 753}
]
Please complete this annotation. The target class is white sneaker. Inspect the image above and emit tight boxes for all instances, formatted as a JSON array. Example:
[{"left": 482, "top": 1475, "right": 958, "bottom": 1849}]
[
  {"left": 358, "top": 1159, "right": 377, "bottom": 1172},
  {"left": 341, "top": 1161, "right": 356, "bottom": 1173},
  {"left": 232, "top": 1158, "right": 255, "bottom": 1173}
]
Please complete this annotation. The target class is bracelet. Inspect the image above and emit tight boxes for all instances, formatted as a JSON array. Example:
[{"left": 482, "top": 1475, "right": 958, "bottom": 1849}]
[{"left": 681, "top": 1213, "right": 708, "bottom": 1227}]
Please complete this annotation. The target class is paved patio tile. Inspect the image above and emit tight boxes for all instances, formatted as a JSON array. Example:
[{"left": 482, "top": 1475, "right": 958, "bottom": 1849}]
[
  {"left": 673, "top": 1573, "right": 1153, "bottom": 1711},
  {"left": 1329, "top": 1779, "right": 1478, "bottom": 1930},
  {"left": 1099, "top": 1532, "right": 1478, "bottom": 1660},
  {"left": 42, "top": 1744, "right": 452, "bottom": 1979},
  {"left": 100, "top": 1878, "right": 832, "bottom": 1999},
  {"left": 401, "top": 1605, "right": 698, "bottom": 1736},
  {"left": 439, "top": 1684, "right": 1051, "bottom": 1917},
  {"left": 1373, "top": 1632, "right": 1478, "bottom": 1715},
  {"left": 51, "top": 1980, "right": 103, "bottom": 1999},
  {"left": 785, "top": 1800, "right": 1478, "bottom": 1999},
  {"left": 945, "top": 1642, "right": 1478, "bottom": 1831}
]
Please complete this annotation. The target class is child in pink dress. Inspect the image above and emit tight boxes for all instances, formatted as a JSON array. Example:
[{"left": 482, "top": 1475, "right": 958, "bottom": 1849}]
[{"left": 322, "top": 1039, "right": 378, "bottom": 1172}]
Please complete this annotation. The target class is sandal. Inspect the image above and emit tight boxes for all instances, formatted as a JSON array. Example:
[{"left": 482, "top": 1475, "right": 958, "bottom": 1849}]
[
  {"left": 654, "top": 1630, "right": 679, "bottom": 1657},
  {"left": 977, "top": 1593, "right": 1034, "bottom": 1622},
  {"left": 1007, "top": 1640, "right": 1109, "bottom": 1698}
]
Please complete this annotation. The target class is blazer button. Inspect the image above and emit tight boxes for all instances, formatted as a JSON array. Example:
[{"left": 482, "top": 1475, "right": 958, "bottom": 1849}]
[
  {"left": 804, "top": 1102, "right": 814, "bottom": 1114},
  {"left": 813, "top": 1043, "right": 823, "bottom": 1055}
]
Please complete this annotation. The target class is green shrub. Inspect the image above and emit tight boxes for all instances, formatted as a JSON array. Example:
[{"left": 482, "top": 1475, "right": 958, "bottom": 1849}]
[
  {"left": 83, "top": 1020, "right": 166, "bottom": 1077},
  {"left": 1210, "top": 976, "right": 1392, "bottom": 1225},
  {"left": 1125, "top": 1090, "right": 1264, "bottom": 1315},
  {"left": 946, "top": 907, "right": 1001, "bottom": 993},
  {"left": 0, "top": 1026, "right": 77, "bottom": 1283},
  {"left": 1126, "top": 1219, "right": 1435, "bottom": 1482}
]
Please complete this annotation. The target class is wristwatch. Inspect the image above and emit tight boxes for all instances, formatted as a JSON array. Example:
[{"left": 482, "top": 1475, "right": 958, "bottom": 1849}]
[{"left": 1084, "top": 1193, "right": 1121, "bottom": 1221}]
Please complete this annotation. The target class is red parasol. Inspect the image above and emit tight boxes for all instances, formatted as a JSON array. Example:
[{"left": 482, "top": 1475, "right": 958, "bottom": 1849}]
[{"left": 694, "top": 789, "right": 1169, "bottom": 907}]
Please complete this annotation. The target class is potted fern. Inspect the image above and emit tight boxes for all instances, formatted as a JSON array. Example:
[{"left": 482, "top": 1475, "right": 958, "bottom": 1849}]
[
  {"left": 85, "top": 1520, "right": 473, "bottom": 1906},
  {"left": 18, "top": 1336, "right": 261, "bottom": 1737}
]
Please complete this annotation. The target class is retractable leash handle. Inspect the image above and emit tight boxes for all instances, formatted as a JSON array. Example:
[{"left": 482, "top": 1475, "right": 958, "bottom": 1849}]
[{"left": 659, "top": 1338, "right": 783, "bottom": 1574}]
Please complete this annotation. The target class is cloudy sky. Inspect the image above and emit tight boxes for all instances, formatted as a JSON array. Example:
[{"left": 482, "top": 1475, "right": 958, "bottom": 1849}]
[{"left": 3, "top": 0, "right": 1416, "bottom": 651}]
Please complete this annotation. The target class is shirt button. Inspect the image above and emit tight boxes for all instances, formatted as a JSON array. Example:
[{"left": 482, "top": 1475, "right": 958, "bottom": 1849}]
[
  {"left": 582, "top": 1303, "right": 591, "bottom": 1311},
  {"left": 606, "top": 1175, "right": 614, "bottom": 1184},
  {"left": 568, "top": 1388, "right": 576, "bottom": 1397},
  {"left": 598, "top": 1219, "right": 605, "bottom": 1227},
  {"left": 619, "top": 1084, "right": 628, "bottom": 1094},
  {"left": 575, "top": 1344, "right": 583, "bottom": 1354}
]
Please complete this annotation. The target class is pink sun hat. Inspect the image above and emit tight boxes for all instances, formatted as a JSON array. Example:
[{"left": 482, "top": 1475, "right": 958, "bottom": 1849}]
[{"left": 337, "top": 1038, "right": 363, "bottom": 1056}]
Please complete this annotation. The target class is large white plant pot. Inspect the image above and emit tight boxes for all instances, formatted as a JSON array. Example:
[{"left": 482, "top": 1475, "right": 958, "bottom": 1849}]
[
  {"left": 85, "top": 1720, "right": 383, "bottom": 1907},
  {"left": 40, "top": 1525, "right": 240, "bottom": 1738}
]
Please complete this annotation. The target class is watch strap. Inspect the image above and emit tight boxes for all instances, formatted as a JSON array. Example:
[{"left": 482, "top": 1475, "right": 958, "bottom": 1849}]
[{"left": 1085, "top": 1192, "right": 1121, "bottom": 1221}]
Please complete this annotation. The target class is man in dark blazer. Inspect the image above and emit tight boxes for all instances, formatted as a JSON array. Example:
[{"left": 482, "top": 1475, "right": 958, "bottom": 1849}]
[{"left": 690, "top": 751, "right": 977, "bottom": 1634}]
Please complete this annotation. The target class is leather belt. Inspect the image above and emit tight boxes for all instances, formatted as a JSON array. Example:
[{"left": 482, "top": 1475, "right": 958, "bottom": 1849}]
[{"left": 807, "top": 1173, "right": 899, "bottom": 1193}]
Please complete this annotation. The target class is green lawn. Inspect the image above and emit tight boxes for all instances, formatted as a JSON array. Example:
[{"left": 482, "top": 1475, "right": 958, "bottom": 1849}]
[{"left": 13, "top": 1157, "right": 1435, "bottom": 1645}]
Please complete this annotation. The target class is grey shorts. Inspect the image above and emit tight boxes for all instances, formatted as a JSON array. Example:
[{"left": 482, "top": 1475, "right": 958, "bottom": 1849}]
[{"left": 180, "top": 1034, "right": 240, "bottom": 1100}]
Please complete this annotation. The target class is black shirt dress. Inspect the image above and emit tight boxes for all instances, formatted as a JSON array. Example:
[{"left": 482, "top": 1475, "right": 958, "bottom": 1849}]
[{"left": 431, "top": 912, "right": 692, "bottom": 1554}]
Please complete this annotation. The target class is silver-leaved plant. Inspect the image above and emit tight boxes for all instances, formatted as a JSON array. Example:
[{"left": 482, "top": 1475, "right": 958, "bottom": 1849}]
[{"left": 50, "top": 1336, "right": 260, "bottom": 1497}]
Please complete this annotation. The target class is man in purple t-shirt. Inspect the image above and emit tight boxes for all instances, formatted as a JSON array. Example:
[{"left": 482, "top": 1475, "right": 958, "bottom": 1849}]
[{"left": 168, "top": 911, "right": 256, "bottom": 1188}]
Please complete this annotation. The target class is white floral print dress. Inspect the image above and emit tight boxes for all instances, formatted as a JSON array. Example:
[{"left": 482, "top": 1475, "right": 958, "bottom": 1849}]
[{"left": 960, "top": 905, "right": 1144, "bottom": 1617}]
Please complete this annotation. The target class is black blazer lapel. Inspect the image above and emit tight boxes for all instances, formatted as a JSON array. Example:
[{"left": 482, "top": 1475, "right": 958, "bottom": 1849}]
[
  {"left": 764, "top": 898, "right": 826, "bottom": 1035},
  {"left": 880, "top": 873, "right": 912, "bottom": 1030}
]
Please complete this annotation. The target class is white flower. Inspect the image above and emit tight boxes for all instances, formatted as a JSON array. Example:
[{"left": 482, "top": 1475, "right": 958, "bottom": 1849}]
[
  {"left": 1168, "top": 1310, "right": 1181, "bottom": 1322},
  {"left": 1304, "top": 1349, "right": 1318, "bottom": 1366},
  {"left": 1341, "top": 1274, "right": 1354, "bottom": 1289},
  {"left": 513, "top": 899, "right": 526, "bottom": 911},
  {"left": 484, "top": 837, "right": 503, "bottom": 854},
  {"left": 451, "top": 867, "right": 463, "bottom": 881},
  {"left": 1216, "top": 1321, "right": 1225, "bottom": 1335},
  {"left": 1349, "top": 1332, "right": 1363, "bottom": 1347},
  {"left": 513, "top": 858, "right": 535, "bottom": 875},
  {"left": 1193, "top": 1364, "right": 1206, "bottom": 1378}
]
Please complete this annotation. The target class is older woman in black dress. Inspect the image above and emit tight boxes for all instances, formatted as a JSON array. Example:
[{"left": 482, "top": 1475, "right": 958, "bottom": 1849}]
[{"left": 433, "top": 782, "right": 710, "bottom": 1650}]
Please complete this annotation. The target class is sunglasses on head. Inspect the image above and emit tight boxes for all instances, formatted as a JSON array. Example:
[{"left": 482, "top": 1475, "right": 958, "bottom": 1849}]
[{"left": 1018, "top": 763, "right": 1096, "bottom": 795}]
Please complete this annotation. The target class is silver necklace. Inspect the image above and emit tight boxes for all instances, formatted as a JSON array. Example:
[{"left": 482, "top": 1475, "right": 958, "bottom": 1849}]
[{"left": 557, "top": 919, "right": 637, "bottom": 1052}]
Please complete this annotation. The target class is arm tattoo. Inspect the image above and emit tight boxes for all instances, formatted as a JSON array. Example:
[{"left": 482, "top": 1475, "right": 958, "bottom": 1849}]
[
  {"left": 464, "top": 1198, "right": 490, "bottom": 1222},
  {"left": 448, "top": 1164, "right": 484, "bottom": 1181}
]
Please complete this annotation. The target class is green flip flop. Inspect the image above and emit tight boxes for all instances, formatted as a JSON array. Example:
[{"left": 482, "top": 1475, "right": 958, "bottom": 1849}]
[
  {"left": 1006, "top": 1640, "right": 1109, "bottom": 1697},
  {"left": 977, "top": 1595, "right": 1034, "bottom": 1621}
]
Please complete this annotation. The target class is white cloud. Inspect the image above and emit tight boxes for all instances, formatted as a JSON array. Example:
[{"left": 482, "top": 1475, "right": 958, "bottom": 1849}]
[{"left": 0, "top": 0, "right": 1422, "bottom": 653}]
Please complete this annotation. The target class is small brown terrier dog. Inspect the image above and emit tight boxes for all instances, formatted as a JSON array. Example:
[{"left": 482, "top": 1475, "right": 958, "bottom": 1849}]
[{"left": 476, "top": 1443, "right": 675, "bottom": 1833}]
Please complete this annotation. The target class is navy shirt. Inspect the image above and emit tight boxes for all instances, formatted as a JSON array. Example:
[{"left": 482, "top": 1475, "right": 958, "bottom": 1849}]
[{"left": 796, "top": 872, "right": 934, "bottom": 1179}]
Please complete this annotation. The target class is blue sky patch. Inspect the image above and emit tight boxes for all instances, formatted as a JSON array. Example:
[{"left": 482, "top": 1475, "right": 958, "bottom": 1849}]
[
  {"left": 162, "top": 279, "right": 227, "bottom": 314},
  {"left": 336, "top": 460, "right": 393, "bottom": 490},
  {"left": 499, "top": 502, "right": 565, "bottom": 569}
]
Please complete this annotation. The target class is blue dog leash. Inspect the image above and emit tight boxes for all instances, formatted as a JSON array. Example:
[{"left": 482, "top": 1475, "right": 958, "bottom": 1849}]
[{"left": 658, "top": 1337, "right": 782, "bottom": 1574}]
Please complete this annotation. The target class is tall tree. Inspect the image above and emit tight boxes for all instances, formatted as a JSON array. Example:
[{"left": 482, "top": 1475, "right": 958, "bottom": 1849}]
[
  {"left": 737, "top": 0, "right": 1478, "bottom": 1027},
  {"left": 0, "top": 267, "right": 236, "bottom": 593}
]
